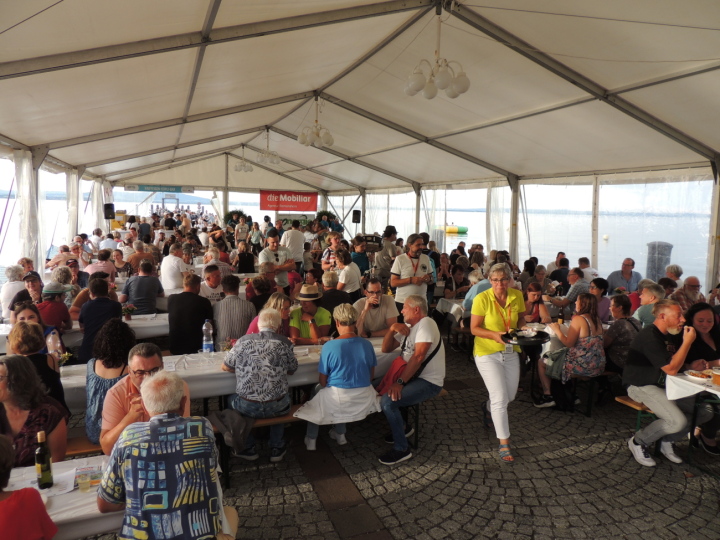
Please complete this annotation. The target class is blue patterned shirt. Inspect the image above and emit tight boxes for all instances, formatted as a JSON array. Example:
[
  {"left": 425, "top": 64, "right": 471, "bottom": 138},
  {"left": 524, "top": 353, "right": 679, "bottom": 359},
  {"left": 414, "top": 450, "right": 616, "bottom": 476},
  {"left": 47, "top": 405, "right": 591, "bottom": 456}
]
[
  {"left": 98, "top": 413, "right": 221, "bottom": 540},
  {"left": 224, "top": 330, "right": 298, "bottom": 401}
]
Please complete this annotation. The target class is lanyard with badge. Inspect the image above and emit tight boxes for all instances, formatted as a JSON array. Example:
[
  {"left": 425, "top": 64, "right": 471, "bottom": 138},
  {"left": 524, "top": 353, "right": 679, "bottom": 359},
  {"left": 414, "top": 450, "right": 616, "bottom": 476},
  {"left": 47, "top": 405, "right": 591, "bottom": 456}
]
[{"left": 494, "top": 297, "right": 514, "bottom": 353}]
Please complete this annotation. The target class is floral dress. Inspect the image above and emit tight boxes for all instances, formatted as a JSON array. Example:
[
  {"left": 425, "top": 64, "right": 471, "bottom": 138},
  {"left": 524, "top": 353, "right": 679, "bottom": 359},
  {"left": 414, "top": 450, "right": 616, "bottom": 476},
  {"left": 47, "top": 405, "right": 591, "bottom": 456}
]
[{"left": 562, "top": 315, "right": 606, "bottom": 383}]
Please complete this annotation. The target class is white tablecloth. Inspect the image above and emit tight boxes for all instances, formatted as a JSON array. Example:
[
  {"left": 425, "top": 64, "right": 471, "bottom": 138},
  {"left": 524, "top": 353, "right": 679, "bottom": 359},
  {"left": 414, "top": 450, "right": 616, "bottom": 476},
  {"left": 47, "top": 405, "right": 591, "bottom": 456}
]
[
  {"left": 59, "top": 313, "right": 169, "bottom": 349},
  {"left": 61, "top": 338, "right": 397, "bottom": 414},
  {"left": 0, "top": 323, "right": 11, "bottom": 354},
  {"left": 156, "top": 289, "right": 182, "bottom": 310},
  {"left": 435, "top": 298, "right": 465, "bottom": 321},
  {"left": 9, "top": 456, "right": 123, "bottom": 540},
  {"left": 666, "top": 374, "right": 720, "bottom": 400}
]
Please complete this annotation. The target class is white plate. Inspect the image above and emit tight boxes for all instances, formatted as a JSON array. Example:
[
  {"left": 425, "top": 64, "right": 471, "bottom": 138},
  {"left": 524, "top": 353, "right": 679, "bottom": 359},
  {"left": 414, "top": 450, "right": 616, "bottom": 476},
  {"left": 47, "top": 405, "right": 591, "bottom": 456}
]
[{"left": 684, "top": 371, "right": 712, "bottom": 383}]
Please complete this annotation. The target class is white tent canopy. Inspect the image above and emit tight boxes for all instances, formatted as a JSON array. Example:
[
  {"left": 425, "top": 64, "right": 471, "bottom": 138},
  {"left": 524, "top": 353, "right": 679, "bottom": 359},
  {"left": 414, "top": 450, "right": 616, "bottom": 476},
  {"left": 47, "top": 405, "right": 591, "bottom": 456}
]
[{"left": 2, "top": 1, "right": 720, "bottom": 280}]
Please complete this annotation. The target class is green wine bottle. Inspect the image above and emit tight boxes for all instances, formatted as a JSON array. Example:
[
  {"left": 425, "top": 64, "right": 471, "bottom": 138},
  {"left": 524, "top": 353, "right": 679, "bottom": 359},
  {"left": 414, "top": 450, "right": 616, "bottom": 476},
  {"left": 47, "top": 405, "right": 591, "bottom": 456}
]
[{"left": 35, "top": 430, "right": 53, "bottom": 489}]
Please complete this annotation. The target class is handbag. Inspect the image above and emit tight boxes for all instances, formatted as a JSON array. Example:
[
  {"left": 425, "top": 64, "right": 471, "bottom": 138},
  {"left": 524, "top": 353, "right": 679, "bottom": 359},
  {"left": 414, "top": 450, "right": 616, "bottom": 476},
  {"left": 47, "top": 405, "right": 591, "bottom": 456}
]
[
  {"left": 376, "top": 335, "right": 443, "bottom": 395},
  {"left": 543, "top": 347, "right": 569, "bottom": 381}
]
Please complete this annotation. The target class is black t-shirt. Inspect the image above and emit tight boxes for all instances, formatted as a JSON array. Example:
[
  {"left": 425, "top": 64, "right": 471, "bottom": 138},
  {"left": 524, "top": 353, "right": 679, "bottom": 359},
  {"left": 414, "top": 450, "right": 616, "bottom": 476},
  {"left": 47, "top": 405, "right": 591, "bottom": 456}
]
[
  {"left": 686, "top": 332, "right": 720, "bottom": 364},
  {"left": 78, "top": 297, "right": 122, "bottom": 362},
  {"left": 163, "top": 217, "right": 176, "bottom": 229},
  {"left": 168, "top": 292, "right": 214, "bottom": 355},
  {"left": 549, "top": 268, "right": 570, "bottom": 294},
  {"left": 622, "top": 325, "right": 681, "bottom": 387}
]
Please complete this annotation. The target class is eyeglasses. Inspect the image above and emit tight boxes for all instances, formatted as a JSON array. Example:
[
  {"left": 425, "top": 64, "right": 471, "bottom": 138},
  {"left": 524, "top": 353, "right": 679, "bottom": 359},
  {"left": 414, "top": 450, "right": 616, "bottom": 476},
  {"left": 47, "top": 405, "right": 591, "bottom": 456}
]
[
  {"left": 130, "top": 366, "right": 161, "bottom": 377},
  {"left": 687, "top": 284, "right": 702, "bottom": 289},
  {"left": 274, "top": 253, "right": 279, "bottom": 262},
  {"left": 589, "top": 285, "right": 598, "bottom": 290},
  {"left": 367, "top": 290, "right": 383, "bottom": 295},
  {"left": 490, "top": 278, "right": 509, "bottom": 283}
]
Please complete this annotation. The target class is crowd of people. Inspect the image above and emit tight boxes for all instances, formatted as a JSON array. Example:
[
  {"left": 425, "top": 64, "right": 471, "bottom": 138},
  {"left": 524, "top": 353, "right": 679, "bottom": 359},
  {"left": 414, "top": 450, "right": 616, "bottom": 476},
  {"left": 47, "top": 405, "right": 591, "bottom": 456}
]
[{"left": 1, "top": 208, "right": 720, "bottom": 537}]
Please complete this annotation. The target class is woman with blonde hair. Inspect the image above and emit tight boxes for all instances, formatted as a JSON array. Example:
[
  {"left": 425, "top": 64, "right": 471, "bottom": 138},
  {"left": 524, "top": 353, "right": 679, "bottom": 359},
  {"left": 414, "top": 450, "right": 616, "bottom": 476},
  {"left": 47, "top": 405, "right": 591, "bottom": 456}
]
[
  {"left": 245, "top": 292, "right": 292, "bottom": 337},
  {"left": 295, "top": 304, "right": 380, "bottom": 449}
]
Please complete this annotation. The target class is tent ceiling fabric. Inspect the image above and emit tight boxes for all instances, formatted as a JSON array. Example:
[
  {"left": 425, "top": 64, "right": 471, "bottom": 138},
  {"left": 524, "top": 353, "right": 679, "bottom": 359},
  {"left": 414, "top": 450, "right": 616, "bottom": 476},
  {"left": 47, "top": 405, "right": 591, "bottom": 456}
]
[{"left": 0, "top": 0, "right": 718, "bottom": 192}]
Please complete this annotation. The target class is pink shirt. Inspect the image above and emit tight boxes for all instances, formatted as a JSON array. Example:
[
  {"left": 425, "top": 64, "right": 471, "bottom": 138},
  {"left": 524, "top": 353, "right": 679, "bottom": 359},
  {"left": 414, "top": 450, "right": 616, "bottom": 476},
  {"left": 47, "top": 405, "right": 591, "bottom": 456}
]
[
  {"left": 84, "top": 260, "right": 116, "bottom": 281},
  {"left": 101, "top": 374, "right": 191, "bottom": 430}
]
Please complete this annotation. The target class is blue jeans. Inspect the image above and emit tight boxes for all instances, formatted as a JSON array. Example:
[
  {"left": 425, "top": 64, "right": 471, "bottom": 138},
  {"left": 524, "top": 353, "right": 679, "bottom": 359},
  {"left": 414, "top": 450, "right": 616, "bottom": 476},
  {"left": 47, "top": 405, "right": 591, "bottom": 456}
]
[
  {"left": 228, "top": 394, "right": 290, "bottom": 450},
  {"left": 306, "top": 422, "right": 346, "bottom": 439},
  {"left": 381, "top": 378, "right": 442, "bottom": 451}
]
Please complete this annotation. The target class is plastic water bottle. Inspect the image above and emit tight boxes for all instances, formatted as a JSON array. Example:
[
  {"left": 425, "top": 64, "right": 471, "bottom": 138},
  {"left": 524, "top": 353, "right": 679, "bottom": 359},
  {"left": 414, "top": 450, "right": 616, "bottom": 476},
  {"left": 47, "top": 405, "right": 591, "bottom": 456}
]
[{"left": 202, "top": 319, "right": 214, "bottom": 353}]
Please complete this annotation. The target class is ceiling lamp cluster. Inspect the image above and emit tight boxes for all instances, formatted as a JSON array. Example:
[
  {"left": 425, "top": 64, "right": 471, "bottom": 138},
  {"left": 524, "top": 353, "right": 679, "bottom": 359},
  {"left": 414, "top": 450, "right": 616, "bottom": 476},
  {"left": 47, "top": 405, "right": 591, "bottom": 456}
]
[
  {"left": 256, "top": 128, "right": 281, "bottom": 165},
  {"left": 234, "top": 145, "right": 253, "bottom": 173},
  {"left": 297, "top": 97, "right": 334, "bottom": 149},
  {"left": 405, "top": 11, "right": 470, "bottom": 99}
]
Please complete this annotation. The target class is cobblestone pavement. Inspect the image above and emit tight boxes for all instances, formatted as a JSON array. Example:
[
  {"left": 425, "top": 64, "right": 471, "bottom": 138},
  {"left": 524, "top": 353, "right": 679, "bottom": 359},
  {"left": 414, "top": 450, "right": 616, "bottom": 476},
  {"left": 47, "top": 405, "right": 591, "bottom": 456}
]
[
  {"left": 223, "top": 348, "right": 720, "bottom": 540},
  {"left": 83, "top": 346, "right": 720, "bottom": 539}
]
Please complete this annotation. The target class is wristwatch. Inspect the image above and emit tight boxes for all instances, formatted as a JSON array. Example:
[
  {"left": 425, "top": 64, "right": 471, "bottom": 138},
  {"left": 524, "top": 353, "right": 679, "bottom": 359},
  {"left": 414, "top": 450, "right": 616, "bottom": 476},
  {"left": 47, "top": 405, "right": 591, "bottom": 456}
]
[
  {"left": 310, "top": 318, "right": 316, "bottom": 325},
  {"left": 396, "top": 378, "right": 406, "bottom": 386}
]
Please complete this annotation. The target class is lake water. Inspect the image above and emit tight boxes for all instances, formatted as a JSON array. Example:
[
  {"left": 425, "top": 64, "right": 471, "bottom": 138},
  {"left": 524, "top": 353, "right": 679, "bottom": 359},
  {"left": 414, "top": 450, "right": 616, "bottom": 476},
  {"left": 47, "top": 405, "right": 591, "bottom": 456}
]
[{"left": 441, "top": 208, "right": 711, "bottom": 284}]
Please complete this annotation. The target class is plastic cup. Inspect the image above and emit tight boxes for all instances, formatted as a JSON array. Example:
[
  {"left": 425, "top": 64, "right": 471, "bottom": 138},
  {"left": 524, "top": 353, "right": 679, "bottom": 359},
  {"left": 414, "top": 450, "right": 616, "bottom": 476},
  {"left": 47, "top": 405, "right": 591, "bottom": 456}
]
[{"left": 77, "top": 473, "right": 91, "bottom": 492}]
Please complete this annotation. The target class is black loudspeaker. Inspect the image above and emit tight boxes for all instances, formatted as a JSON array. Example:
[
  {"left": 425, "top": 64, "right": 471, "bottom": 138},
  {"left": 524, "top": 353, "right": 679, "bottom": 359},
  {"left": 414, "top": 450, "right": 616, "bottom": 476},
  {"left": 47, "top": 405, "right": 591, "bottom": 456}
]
[
  {"left": 103, "top": 203, "right": 115, "bottom": 220},
  {"left": 352, "top": 210, "right": 361, "bottom": 223}
]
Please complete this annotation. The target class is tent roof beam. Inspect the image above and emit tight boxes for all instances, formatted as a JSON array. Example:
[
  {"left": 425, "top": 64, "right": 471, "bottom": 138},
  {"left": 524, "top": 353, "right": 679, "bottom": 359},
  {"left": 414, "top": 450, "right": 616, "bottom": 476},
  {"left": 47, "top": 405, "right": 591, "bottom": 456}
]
[
  {"left": 451, "top": 4, "right": 717, "bottom": 162},
  {"left": 0, "top": 0, "right": 433, "bottom": 80}
]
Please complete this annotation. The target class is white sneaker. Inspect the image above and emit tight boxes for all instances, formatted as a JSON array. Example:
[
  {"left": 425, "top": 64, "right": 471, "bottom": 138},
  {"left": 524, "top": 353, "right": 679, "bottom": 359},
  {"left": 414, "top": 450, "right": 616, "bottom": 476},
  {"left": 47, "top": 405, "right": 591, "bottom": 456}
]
[
  {"left": 660, "top": 440, "right": 682, "bottom": 464},
  {"left": 304, "top": 437, "right": 316, "bottom": 451},
  {"left": 329, "top": 429, "right": 347, "bottom": 445},
  {"left": 627, "top": 437, "right": 656, "bottom": 467}
]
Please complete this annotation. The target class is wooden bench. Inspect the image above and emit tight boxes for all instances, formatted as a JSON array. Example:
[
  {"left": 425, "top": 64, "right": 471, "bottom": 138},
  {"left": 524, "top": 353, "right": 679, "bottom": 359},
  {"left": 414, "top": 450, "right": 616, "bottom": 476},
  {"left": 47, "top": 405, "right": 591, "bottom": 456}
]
[
  {"left": 213, "top": 404, "right": 304, "bottom": 488},
  {"left": 571, "top": 371, "right": 616, "bottom": 417},
  {"left": 615, "top": 395, "right": 661, "bottom": 457},
  {"left": 65, "top": 436, "right": 103, "bottom": 459},
  {"left": 407, "top": 388, "right": 449, "bottom": 449}
]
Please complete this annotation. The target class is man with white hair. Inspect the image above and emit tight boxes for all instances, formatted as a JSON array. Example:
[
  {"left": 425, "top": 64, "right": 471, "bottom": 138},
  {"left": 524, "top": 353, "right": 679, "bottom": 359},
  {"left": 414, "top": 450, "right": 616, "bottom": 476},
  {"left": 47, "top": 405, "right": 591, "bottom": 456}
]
[
  {"left": 222, "top": 308, "right": 298, "bottom": 463},
  {"left": 1, "top": 265, "right": 25, "bottom": 320},
  {"left": 670, "top": 276, "right": 706, "bottom": 312},
  {"left": 203, "top": 246, "right": 234, "bottom": 278},
  {"left": 623, "top": 300, "right": 714, "bottom": 467},
  {"left": 379, "top": 295, "right": 445, "bottom": 465},
  {"left": 126, "top": 240, "right": 152, "bottom": 273},
  {"left": 159, "top": 242, "right": 191, "bottom": 290},
  {"left": 665, "top": 264, "right": 684, "bottom": 289},
  {"left": 99, "top": 342, "right": 191, "bottom": 455},
  {"left": 98, "top": 369, "right": 238, "bottom": 540}
]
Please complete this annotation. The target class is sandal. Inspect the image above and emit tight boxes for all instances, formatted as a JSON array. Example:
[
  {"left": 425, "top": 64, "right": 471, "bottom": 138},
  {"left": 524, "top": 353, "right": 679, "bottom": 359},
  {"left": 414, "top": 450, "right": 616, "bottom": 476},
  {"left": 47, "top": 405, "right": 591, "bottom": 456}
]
[
  {"left": 481, "top": 400, "right": 493, "bottom": 429},
  {"left": 499, "top": 444, "right": 514, "bottom": 463}
]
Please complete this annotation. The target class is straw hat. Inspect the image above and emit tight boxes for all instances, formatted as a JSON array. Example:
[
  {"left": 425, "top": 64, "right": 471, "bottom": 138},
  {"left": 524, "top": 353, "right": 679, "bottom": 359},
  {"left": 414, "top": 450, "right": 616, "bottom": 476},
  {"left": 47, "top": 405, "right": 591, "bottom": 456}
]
[{"left": 297, "top": 284, "right": 322, "bottom": 301}]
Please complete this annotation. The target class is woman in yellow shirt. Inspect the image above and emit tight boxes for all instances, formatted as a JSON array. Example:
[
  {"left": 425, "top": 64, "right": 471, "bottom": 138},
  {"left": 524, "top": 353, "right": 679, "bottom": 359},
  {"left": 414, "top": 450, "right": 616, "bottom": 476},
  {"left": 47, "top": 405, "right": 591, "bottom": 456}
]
[{"left": 471, "top": 263, "right": 526, "bottom": 463}]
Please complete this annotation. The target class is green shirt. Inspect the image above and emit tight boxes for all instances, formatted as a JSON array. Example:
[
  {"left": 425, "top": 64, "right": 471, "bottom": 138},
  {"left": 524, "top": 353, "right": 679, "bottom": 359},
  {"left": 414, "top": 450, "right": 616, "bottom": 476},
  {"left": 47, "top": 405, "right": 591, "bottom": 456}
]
[{"left": 289, "top": 306, "right": 332, "bottom": 338}]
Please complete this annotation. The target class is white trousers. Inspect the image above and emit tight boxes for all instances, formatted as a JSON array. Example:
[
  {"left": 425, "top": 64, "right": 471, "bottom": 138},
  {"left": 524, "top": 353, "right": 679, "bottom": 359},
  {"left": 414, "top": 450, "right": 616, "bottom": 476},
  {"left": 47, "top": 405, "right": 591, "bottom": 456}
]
[{"left": 475, "top": 352, "right": 520, "bottom": 440}]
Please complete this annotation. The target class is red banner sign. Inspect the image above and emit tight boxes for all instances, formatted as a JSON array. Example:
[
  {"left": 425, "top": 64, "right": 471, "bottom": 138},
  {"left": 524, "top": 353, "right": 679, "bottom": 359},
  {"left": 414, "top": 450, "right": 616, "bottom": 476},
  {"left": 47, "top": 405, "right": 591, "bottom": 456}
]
[{"left": 260, "top": 190, "right": 318, "bottom": 212}]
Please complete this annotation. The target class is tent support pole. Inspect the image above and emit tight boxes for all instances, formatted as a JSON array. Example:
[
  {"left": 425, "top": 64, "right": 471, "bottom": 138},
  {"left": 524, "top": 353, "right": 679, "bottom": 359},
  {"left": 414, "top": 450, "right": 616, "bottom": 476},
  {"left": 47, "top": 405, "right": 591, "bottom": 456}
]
[
  {"left": 361, "top": 189, "right": 366, "bottom": 234},
  {"left": 591, "top": 175, "right": 600, "bottom": 271},
  {"left": 508, "top": 175, "right": 519, "bottom": 264},
  {"left": 707, "top": 156, "right": 720, "bottom": 290},
  {"left": 414, "top": 184, "right": 422, "bottom": 234},
  {"left": 223, "top": 154, "right": 229, "bottom": 217}
]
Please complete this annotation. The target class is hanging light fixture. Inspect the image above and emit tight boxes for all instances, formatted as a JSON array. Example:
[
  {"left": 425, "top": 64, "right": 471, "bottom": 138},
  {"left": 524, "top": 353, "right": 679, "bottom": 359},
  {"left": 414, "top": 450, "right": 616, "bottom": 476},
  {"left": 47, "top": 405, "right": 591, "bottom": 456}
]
[
  {"left": 404, "top": 11, "right": 470, "bottom": 100},
  {"left": 234, "top": 145, "right": 253, "bottom": 172},
  {"left": 297, "top": 97, "right": 334, "bottom": 149},
  {"left": 256, "top": 128, "right": 282, "bottom": 165}
]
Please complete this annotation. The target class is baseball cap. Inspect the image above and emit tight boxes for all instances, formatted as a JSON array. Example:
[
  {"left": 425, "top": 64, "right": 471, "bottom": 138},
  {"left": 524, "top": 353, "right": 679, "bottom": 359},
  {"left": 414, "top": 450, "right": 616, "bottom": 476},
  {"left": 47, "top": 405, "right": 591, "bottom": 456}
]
[
  {"left": 22, "top": 271, "right": 42, "bottom": 281},
  {"left": 66, "top": 259, "right": 79, "bottom": 267},
  {"left": 43, "top": 281, "right": 73, "bottom": 294}
]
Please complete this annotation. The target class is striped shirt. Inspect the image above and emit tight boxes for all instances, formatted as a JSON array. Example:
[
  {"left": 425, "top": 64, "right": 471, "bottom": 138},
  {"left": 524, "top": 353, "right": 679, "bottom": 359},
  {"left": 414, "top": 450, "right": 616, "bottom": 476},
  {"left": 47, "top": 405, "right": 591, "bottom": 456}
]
[{"left": 213, "top": 294, "right": 256, "bottom": 349}]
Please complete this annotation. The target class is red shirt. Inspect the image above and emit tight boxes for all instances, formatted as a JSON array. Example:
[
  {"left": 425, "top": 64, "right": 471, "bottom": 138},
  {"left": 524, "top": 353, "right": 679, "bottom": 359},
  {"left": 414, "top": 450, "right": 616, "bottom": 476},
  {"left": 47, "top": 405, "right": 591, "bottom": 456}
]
[
  {"left": 219, "top": 251, "right": 231, "bottom": 264},
  {"left": 0, "top": 488, "right": 57, "bottom": 539},
  {"left": 37, "top": 300, "right": 71, "bottom": 331}
]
